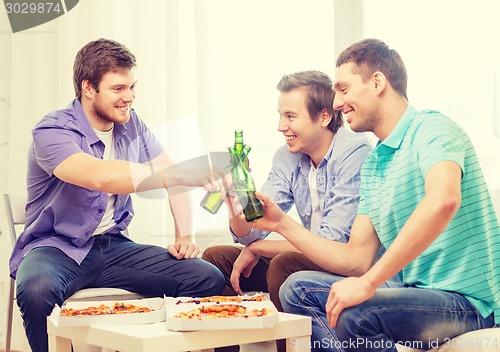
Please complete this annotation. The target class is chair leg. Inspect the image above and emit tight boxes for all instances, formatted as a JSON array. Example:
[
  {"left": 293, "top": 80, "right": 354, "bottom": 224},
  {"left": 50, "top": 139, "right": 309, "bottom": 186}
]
[{"left": 6, "top": 278, "right": 15, "bottom": 352}]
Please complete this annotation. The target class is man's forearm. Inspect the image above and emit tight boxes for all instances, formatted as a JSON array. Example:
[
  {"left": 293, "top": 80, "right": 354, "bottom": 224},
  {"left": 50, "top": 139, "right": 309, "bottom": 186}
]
[
  {"left": 247, "top": 239, "right": 299, "bottom": 258},
  {"left": 274, "top": 214, "right": 367, "bottom": 275},
  {"left": 168, "top": 188, "right": 193, "bottom": 240},
  {"left": 229, "top": 217, "right": 253, "bottom": 238}
]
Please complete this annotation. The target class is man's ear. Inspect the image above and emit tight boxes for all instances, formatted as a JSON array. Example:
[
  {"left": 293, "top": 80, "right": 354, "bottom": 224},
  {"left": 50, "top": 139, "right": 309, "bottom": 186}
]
[
  {"left": 372, "top": 71, "right": 387, "bottom": 95},
  {"left": 320, "top": 108, "right": 332, "bottom": 127},
  {"left": 81, "top": 80, "right": 95, "bottom": 99}
]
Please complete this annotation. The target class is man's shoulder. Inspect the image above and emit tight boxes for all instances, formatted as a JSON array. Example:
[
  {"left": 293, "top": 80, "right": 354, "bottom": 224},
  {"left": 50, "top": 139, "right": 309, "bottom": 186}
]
[
  {"left": 333, "top": 127, "right": 374, "bottom": 158},
  {"left": 336, "top": 126, "right": 372, "bottom": 146},
  {"left": 273, "top": 144, "right": 300, "bottom": 159},
  {"left": 412, "top": 109, "right": 464, "bottom": 136},
  {"left": 34, "top": 99, "right": 80, "bottom": 131},
  {"left": 413, "top": 109, "right": 456, "bottom": 125},
  {"left": 271, "top": 144, "right": 302, "bottom": 169}
]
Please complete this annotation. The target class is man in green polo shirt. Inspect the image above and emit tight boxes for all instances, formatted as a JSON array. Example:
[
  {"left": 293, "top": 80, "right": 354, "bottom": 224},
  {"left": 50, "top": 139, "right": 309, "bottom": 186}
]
[{"left": 240, "top": 38, "right": 500, "bottom": 352}]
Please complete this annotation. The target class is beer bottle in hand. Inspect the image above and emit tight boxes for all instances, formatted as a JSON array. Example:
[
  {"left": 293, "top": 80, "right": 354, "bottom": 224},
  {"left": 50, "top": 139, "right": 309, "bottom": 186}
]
[
  {"left": 200, "top": 129, "right": 249, "bottom": 214},
  {"left": 229, "top": 146, "right": 264, "bottom": 222}
]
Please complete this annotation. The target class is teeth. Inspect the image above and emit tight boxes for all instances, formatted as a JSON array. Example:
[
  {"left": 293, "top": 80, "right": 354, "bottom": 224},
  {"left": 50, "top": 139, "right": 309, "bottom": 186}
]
[{"left": 285, "top": 135, "right": 296, "bottom": 141}]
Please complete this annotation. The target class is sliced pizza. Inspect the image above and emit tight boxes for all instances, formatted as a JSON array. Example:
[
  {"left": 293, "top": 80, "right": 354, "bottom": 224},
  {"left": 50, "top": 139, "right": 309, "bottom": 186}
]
[
  {"left": 174, "top": 304, "right": 273, "bottom": 319},
  {"left": 60, "top": 302, "right": 153, "bottom": 316},
  {"left": 177, "top": 294, "right": 266, "bottom": 305}
]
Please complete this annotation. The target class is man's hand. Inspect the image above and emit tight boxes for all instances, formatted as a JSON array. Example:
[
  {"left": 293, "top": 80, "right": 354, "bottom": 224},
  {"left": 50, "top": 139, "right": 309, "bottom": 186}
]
[
  {"left": 325, "top": 276, "right": 376, "bottom": 328},
  {"left": 229, "top": 245, "right": 260, "bottom": 295},
  {"left": 202, "top": 168, "right": 233, "bottom": 197},
  {"left": 167, "top": 240, "right": 201, "bottom": 259},
  {"left": 242, "top": 192, "right": 285, "bottom": 232}
]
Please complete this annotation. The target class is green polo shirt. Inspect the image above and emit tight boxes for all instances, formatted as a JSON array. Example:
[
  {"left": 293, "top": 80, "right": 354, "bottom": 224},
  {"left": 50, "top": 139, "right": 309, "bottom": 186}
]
[{"left": 358, "top": 105, "right": 500, "bottom": 323}]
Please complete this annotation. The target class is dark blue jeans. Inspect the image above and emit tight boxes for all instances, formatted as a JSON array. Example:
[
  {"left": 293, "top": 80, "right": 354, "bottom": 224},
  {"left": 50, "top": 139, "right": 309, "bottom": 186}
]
[
  {"left": 280, "top": 271, "right": 494, "bottom": 352},
  {"left": 15, "top": 234, "right": 225, "bottom": 352}
]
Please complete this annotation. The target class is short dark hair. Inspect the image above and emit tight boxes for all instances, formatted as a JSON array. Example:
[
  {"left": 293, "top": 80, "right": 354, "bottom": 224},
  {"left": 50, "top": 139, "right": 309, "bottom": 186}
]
[
  {"left": 276, "top": 70, "right": 343, "bottom": 133},
  {"left": 73, "top": 38, "right": 137, "bottom": 100},
  {"left": 336, "top": 38, "right": 408, "bottom": 100}
]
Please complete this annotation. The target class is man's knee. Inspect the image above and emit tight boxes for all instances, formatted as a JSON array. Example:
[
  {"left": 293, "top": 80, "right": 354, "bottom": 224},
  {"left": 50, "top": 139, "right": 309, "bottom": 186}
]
[
  {"left": 267, "top": 253, "right": 297, "bottom": 295},
  {"left": 203, "top": 264, "right": 226, "bottom": 294},
  {"left": 201, "top": 245, "right": 219, "bottom": 263},
  {"left": 336, "top": 307, "right": 358, "bottom": 330},
  {"left": 268, "top": 252, "right": 304, "bottom": 278},
  {"left": 270, "top": 251, "right": 302, "bottom": 266},
  {"left": 202, "top": 245, "right": 238, "bottom": 264},
  {"left": 278, "top": 270, "right": 311, "bottom": 310},
  {"left": 16, "top": 274, "right": 64, "bottom": 314},
  {"left": 182, "top": 258, "right": 226, "bottom": 296}
]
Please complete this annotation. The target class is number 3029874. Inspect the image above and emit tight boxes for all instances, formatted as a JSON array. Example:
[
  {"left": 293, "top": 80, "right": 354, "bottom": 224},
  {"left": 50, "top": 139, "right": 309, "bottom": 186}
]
[{"left": 5, "top": 2, "right": 63, "bottom": 14}]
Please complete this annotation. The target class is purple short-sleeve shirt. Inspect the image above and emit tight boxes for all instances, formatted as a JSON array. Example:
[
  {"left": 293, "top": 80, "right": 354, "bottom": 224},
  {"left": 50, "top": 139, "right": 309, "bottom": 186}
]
[{"left": 9, "top": 99, "right": 164, "bottom": 278}]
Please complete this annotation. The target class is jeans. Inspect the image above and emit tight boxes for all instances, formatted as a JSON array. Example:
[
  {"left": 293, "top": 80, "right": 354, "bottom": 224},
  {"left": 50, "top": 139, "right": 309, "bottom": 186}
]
[
  {"left": 15, "top": 233, "right": 225, "bottom": 352},
  {"left": 280, "top": 271, "right": 494, "bottom": 352}
]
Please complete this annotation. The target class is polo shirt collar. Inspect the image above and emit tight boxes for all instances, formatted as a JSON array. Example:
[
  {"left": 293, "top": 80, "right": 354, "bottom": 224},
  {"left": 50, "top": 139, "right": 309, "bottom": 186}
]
[{"left": 379, "top": 105, "right": 416, "bottom": 150}]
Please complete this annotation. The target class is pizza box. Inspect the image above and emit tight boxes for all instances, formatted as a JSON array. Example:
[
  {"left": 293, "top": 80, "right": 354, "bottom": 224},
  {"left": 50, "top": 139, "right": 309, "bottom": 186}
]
[
  {"left": 48, "top": 297, "right": 165, "bottom": 327},
  {"left": 164, "top": 293, "right": 279, "bottom": 331}
]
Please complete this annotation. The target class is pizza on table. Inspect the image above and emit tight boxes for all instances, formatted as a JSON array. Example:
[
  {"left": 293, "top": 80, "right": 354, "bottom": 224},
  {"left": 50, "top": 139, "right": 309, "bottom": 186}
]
[
  {"left": 60, "top": 302, "right": 153, "bottom": 316},
  {"left": 173, "top": 294, "right": 274, "bottom": 319}
]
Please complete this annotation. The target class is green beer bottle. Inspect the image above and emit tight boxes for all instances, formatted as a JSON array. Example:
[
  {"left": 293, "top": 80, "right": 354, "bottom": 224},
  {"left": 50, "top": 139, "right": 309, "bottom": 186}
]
[
  {"left": 200, "top": 130, "right": 250, "bottom": 214},
  {"left": 234, "top": 129, "right": 244, "bottom": 153},
  {"left": 199, "top": 186, "right": 225, "bottom": 214},
  {"left": 228, "top": 146, "right": 264, "bottom": 222},
  {"left": 233, "top": 129, "right": 251, "bottom": 169}
]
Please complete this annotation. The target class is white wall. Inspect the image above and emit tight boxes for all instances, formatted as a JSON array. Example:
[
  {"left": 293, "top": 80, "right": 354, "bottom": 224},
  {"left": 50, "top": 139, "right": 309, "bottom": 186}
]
[{"left": 363, "top": 0, "right": 500, "bottom": 192}]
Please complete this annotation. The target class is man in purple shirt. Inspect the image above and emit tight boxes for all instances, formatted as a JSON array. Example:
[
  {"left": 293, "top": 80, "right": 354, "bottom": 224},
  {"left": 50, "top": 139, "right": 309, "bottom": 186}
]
[{"left": 9, "top": 38, "right": 225, "bottom": 352}]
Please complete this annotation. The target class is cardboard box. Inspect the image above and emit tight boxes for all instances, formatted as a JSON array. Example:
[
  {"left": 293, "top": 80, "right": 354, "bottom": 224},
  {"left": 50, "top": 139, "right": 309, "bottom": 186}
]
[
  {"left": 165, "top": 294, "right": 278, "bottom": 331},
  {"left": 48, "top": 297, "right": 165, "bottom": 327}
]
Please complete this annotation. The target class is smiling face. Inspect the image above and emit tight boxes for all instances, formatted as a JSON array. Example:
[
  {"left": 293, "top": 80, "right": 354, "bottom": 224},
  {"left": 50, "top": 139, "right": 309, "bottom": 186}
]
[
  {"left": 333, "top": 62, "right": 379, "bottom": 133},
  {"left": 83, "top": 69, "right": 137, "bottom": 131},
  {"left": 277, "top": 87, "right": 332, "bottom": 164}
]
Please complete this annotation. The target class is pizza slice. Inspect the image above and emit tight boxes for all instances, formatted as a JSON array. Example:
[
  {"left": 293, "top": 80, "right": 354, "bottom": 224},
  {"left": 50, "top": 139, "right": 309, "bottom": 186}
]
[
  {"left": 174, "top": 304, "right": 273, "bottom": 319},
  {"left": 60, "top": 302, "right": 153, "bottom": 316},
  {"left": 177, "top": 293, "right": 266, "bottom": 305}
]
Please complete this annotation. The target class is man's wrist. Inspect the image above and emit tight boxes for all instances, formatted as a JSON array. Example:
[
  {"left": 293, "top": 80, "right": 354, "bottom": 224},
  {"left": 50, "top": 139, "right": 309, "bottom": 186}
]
[
  {"left": 230, "top": 226, "right": 262, "bottom": 245},
  {"left": 276, "top": 214, "right": 298, "bottom": 236},
  {"left": 361, "top": 271, "right": 383, "bottom": 292},
  {"left": 161, "top": 170, "right": 168, "bottom": 189},
  {"left": 246, "top": 241, "right": 257, "bottom": 254}
]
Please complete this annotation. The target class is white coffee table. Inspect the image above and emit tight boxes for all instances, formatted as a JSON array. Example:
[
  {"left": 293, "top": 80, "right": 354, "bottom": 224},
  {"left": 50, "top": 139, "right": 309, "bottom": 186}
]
[{"left": 47, "top": 312, "right": 311, "bottom": 352}]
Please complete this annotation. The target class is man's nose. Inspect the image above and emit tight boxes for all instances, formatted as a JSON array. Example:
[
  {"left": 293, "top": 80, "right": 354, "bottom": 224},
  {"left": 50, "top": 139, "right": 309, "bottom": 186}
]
[
  {"left": 123, "top": 89, "right": 135, "bottom": 102},
  {"left": 333, "top": 95, "right": 343, "bottom": 111},
  {"left": 277, "top": 115, "right": 288, "bottom": 132}
]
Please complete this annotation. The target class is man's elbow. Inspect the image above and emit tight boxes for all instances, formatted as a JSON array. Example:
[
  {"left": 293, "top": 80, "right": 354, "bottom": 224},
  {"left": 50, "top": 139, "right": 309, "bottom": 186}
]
[
  {"left": 89, "top": 171, "right": 121, "bottom": 193},
  {"left": 439, "top": 193, "right": 461, "bottom": 219},
  {"left": 346, "top": 261, "right": 373, "bottom": 277}
]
